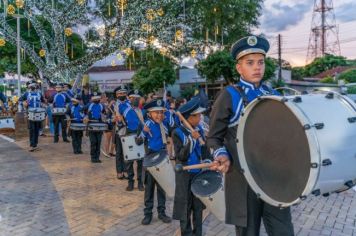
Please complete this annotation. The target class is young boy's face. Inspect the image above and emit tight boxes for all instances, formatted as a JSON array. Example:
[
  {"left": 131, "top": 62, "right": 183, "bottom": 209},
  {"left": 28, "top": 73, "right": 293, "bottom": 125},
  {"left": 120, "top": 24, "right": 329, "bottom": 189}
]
[
  {"left": 236, "top": 53, "right": 265, "bottom": 85},
  {"left": 149, "top": 110, "right": 165, "bottom": 123},
  {"left": 187, "top": 113, "right": 201, "bottom": 127}
]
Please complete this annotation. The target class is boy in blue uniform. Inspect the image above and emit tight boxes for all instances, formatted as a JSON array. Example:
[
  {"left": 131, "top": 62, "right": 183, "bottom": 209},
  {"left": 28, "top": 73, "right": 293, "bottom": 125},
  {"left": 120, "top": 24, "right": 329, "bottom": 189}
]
[
  {"left": 84, "top": 94, "right": 106, "bottom": 163},
  {"left": 139, "top": 99, "right": 172, "bottom": 225},
  {"left": 126, "top": 89, "right": 145, "bottom": 191},
  {"left": 113, "top": 85, "right": 140, "bottom": 180},
  {"left": 172, "top": 97, "right": 207, "bottom": 236},
  {"left": 67, "top": 96, "right": 85, "bottom": 154},
  {"left": 20, "top": 81, "right": 45, "bottom": 151},
  {"left": 207, "top": 35, "right": 294, "bottom": 236},
  {"left": 50, "top": 83, "right": 71, "bottom": 143}
]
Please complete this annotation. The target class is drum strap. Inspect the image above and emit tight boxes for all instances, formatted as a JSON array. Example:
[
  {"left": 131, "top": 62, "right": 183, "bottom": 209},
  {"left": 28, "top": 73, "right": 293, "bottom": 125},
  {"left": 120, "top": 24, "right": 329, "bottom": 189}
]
[
  {"left": 135, "top": 108, "right": 145, "bottom": 125},
  {"left": 233, "top": 85, "right": 249, "bottom": 106},
  {"left": 159, "top": 123, "right": 167, "bottom": 145}
]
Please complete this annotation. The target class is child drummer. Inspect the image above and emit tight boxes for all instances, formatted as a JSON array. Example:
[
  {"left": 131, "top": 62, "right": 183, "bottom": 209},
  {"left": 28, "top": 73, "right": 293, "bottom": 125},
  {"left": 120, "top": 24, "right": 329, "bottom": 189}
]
[
  {"left": 84, "top": 93, "right": 106, "bottom": 163},
  {"left": 66, "top": 95, "right": 85, "bottom": 154},
  {"left": 172, "top": 97, "right": 207, "bottom": 236},
  {"left": 137, "top": 99, "right": 172, "bottom": 225}
]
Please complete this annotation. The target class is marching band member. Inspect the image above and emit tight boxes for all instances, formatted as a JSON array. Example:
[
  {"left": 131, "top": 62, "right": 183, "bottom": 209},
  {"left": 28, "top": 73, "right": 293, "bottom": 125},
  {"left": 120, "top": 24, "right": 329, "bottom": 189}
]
[
  {"left": 67, "top": 96, "right": 85, "bottom": 154},
  {"left": 50, "top": 83, "right": 71, "bottom": 143},
  {"left": 20, "top": 81, "right": 45, "bottom": 152},
  {"left": 113, "top": 85, "right": 140, "bottom": 182},
  {"left": 102, "top": 98, "right": 116, "bottom": 157},
  {"left": 138, "top": 99, "right": 172, "bottom": 225},
  {"left": 126, "top": 89, "right": 145, "bottom": 191},
  {"left": 207, "top": 35, "right": 294, "bottom": 236},
  {"left": 172, "top": 97, "right": 207, "bottom": 236},
  {"left": 84, "top": 93, "right": 106, "bottom": 163}
]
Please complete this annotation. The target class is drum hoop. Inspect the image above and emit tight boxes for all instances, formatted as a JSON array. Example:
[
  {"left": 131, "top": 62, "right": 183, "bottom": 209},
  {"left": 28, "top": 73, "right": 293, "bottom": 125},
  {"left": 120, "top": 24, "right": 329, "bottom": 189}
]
[
  {"left": 191, "top": 170, "right": 224, "bottom": 197},
  {"left": 237, "top": 95, "right": 320, "bottom": 207}
]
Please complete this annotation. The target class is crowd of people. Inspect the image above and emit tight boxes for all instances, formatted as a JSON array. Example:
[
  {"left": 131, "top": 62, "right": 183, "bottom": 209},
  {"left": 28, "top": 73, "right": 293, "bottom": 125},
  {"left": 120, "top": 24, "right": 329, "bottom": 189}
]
[{"left": 13, "top": 35, "right": 297, "bottom": 236}]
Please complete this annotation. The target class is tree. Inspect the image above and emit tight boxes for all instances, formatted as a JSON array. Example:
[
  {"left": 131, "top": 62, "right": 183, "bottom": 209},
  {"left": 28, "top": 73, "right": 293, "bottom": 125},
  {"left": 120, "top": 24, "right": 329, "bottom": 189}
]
[
  {"left": 196, "top": 50, "right": 237, "bottom": 84},
  {"left": 0, "top": 0, "right": 197, "bottom": 82},
  {"left": 320, "top": 76, "right": 336, "bottom": 84},
  {"left": 338, "top": 69, "right": 356, "bottom": 83},
  {"left": 131, "top": 48, "right": 177, "bottom": 94},
  {"left": 184, "top": 0, "right": 263, "bottom": 46},
  {"left": 303, "top": 54, "right": 347, "bottom": 77}
]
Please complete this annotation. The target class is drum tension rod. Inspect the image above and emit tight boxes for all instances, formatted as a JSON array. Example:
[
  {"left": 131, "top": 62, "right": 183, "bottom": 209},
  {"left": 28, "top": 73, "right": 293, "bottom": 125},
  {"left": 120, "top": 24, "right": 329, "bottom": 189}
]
[
  {"left": 292, "top": 96, "right": 302, "bottom": 103},
  {"left": 347, "top": 117, "right": 356, "bottom": 123},
  {"left": 325, "top": 93, "right": 334, "bottom": 99},
  {"left": 322, "top": 159, "right": 332, "bottom": 166},
  {"left": 311, "top": 189, "right": 320, "bottom": 196},
  {"left": 303, "top": 123, "right": 324, "bottom": 130}
]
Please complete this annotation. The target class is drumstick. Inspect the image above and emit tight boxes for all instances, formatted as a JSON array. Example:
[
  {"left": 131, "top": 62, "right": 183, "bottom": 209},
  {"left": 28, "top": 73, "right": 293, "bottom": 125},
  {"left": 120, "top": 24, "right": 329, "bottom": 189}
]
[
  {"left": 175, "top": 163, "right": 213, "bottom": 172},
  {"left": 175, "top": 111, "right": 205, "bottom": 145}
]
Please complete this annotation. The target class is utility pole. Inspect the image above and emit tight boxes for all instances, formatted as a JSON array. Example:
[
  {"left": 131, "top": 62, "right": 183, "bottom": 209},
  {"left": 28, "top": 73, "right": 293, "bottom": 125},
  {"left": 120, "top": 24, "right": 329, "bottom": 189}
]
[
  {"left": 13, "top": 14, "right": 24, "bottom": 99},
  {"left": 278, "top": 34, "right": 282, "bottom": 83}
]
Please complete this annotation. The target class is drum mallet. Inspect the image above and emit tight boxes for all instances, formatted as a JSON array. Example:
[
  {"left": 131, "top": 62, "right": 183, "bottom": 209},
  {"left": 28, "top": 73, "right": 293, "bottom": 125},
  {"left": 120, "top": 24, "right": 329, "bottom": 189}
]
[
  {"left": 175, "top": 163, "right": 214, "bottom": 172},
  {"left": 175, "top": 111, "right": 205, "bottom": 145}
]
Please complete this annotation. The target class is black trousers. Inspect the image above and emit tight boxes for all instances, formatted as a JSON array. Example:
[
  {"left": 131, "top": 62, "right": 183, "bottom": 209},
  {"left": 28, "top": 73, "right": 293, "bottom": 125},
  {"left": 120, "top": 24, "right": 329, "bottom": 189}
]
[
  {"left": 127, "top": 159, "right": 143, "bottom": 184},
  {"left": 71, "top": 130, "right": 83, "bottom": 153},
  {"left": 143, "top": 171, "right": 166, "bottom": 216},
  {"left": 180, "top": 174, "right": 203, "bottom": 236},
  {"left": 89, "top": 131, "right": 102, "bottom": 161},
  {"left": 115, "top": 133, "right": 126, "bottom": 173},
  {"left": 53, "top": 115, "right": 67, "bottom": 141},
  {"left": 235, "top": 186, "right": 294, "bottom": 236},
  {"left": 28, "top": 121, "right": 41, "bottom": 148}
]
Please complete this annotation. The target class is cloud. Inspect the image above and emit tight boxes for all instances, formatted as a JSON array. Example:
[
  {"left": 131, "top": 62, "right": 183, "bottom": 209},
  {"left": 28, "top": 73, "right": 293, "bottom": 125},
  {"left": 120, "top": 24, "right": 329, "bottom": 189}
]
[
  {"left": 261, "top": 1, "right": 313, "bottom": 32},
  {"left": 335, "top": 2, "right": 356, "bottom": 23}
]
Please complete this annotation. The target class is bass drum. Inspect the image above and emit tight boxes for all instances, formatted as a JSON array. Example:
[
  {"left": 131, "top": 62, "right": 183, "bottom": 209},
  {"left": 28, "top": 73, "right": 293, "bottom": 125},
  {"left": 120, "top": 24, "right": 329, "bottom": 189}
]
[{"left": 237, "top": 92, "right": 356, "bottom": 207}]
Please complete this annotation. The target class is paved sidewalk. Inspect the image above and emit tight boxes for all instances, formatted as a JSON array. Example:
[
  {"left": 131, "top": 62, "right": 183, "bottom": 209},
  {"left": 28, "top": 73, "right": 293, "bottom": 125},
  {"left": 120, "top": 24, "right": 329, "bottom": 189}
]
[{"left": 1, "top": 135, "right": 356, "bottom": 236}]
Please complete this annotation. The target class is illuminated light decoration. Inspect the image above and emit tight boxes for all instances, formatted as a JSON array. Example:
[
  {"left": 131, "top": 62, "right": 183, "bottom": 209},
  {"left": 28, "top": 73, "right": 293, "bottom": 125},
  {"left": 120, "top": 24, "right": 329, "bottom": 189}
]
[
  {"left": 191, "top": 49, "right": 197, "bottom": 58},
  {"left": 77, "top": 0, "right": 86, "bottom": 5},
  {"left": 141, "top": 24, "right": 152, "bottom": 32},
  {"left": 0, "top": 38, "right": 6, "bottom": 47},
  {"left": 7, "top": 4, "right": 16, "bottom": 15},
  {"left": 111, "top": 60, "right": 116, "bottom": 67},
  {"left": 160, "top": 47, "right": 168, "bottom": 56},
  {"left": 39, "top": 49, "right": 46, "bottom": 57},
  {"left": 15, "top": 0, "right": 25, "bottom": 8},
  {"left": 146, "top": 9, "right": 155, "bottom": 21},
  {"left": 157, "top": 8, "right": 164, "bottom": 16},
  {"left": 124, "top": 48, "right": 133, "bottom": 56},
  {"left": 109, "top": 29, "right": 117, "bottom": 38},
  {"left": 175, "top": 30, "right": 183, "bottom": 41},
  {"left": 148, "top": 35, "right": 155, "bottom": 44},
  {"left": 64, "top": 28, "right": 73, "bottom": 37},
  {"left": 97, "top": 27, "right": 106, "bottom": 37}
]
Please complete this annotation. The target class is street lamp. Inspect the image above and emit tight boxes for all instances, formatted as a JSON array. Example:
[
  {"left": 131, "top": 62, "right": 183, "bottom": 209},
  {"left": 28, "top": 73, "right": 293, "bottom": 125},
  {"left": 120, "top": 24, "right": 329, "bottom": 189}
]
[{"left": 13, "top": 13, "right": 23, "bottom": 111}]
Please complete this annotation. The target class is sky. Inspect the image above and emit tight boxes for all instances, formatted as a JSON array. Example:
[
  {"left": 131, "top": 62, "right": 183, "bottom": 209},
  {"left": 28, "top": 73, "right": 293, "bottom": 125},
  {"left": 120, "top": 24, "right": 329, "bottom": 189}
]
[{"left": 257, "top": 0, "right": 356, "bottom": 67}]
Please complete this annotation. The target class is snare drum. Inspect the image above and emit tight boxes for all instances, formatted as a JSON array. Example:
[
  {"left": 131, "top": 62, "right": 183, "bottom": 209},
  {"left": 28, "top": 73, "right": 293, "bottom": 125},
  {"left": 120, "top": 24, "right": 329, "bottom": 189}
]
[
  {"left": 52, "top": 107, "right": 67, "bottom": 116},
  {"left": 87, "top": 123, "right": 108, "bottom": 132},
  {"left": 143, "top": 150, "right": 175, "bottom": 197},
  {"left": 28, "top": 108, "right": 46, "bottom": 121},
  {"left": 70, "top": 123, "right": 86, "bottom": 131},
  {"left": 121, "top": 134, "right": 145, "bottom": 161},
  {"left": 237, "top": 92, "right": 356, "bottom": 207},
  {"left": 191, "top": 170, "right": 225, "bottom": 221}
]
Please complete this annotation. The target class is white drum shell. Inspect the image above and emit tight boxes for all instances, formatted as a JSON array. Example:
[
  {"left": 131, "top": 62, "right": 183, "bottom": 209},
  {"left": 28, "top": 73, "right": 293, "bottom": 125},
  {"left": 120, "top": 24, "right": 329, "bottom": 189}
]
[
  {"left": 52, "top": 107, "right": 67, "bottom": 116},
  {"left": 193, "top": 178, "right": 226, "bottom": 221},
  {"left": 28, "top": 108, "right": 46, "bottom": 121},
  {"left": 147, "top": 156, "right": 176, "bottom": 198},
  {"left": 88, "top": 123, "right": 108, "bottom": 132},
  {"left": 121, "top": 135, "right": 145, "bottom": 161},
  {"left": 237, "top": 93, "right": 356, "bottom": 207},
  {"left": 70, "top": 123, "right": 86, "bottom": 131}
]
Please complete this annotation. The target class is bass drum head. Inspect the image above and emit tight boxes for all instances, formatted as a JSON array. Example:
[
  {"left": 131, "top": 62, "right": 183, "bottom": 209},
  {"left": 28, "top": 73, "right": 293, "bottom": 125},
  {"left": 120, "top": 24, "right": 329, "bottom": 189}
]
[
  {"left": 143, "top": 149, "right": 167, "bottom": 168},
  {"left": 241, "top": 98, "right": 311, "bottom": 204},
  {"left": 191, "top": 170, "right": 222, "bottom": 197}
]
